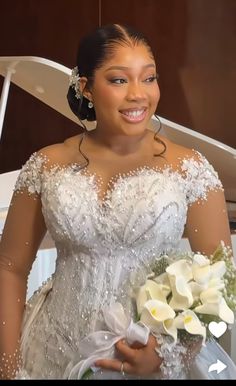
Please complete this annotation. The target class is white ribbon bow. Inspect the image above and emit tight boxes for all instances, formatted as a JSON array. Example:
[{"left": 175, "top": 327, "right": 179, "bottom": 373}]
[{"left": 64, "top": 302, "right": 150, "bottom": 379}]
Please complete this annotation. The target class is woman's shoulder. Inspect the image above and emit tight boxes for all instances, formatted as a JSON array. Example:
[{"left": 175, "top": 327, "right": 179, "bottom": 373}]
[
  {"left": 36, "top": 134, "right": 82, "bottom": 167},
  {"left": 15, "top": 135, "right": 82, "bottom": 195},
  {"left": 158, "top": 136, "right": 223, "bottom": 203},
  {"left": 157, "top": 134, "right": 200, "bottom": 166}
]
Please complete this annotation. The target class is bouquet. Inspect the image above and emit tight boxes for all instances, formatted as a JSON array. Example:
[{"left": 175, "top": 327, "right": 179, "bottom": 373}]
[
  {"left": 135, "top": 242, "right": 236, "bottom": 345},
  {"left": 66, "top": 242, "right": 236, "bottom": 379}
]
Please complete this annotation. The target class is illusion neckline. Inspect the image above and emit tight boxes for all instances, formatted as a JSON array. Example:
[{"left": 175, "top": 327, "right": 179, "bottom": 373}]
[
  {"left": 36, "top": 149, "right": 200, "bottom": 205},
  {"left": 45, "top": 162, "right": 182, "bottom": 206}
]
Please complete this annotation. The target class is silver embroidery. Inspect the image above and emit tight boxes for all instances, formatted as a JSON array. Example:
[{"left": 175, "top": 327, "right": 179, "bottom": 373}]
[{"left": 12, "top": 150, "right": 223, "bottom": 379}]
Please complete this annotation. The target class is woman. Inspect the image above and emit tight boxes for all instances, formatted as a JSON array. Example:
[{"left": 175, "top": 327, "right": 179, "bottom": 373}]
[{"left": 0, "top": 23, "right": 235, "bottom": 379}]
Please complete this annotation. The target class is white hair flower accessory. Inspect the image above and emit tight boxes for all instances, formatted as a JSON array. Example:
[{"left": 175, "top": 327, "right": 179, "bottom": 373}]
[{"left": 69, "top": 66, "right": 81, "bottom": 99}]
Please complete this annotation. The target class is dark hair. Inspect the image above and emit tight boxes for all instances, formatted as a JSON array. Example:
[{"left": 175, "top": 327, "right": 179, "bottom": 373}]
[
  {"left": 67, "top": 24, "right": 166, "bottom": 160},
  {"left": 67, "top": 23, "right": 154, "bottom": 122}
]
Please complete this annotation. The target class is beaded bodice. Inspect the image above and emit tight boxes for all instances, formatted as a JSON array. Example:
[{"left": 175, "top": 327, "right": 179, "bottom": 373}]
[
  {"left": 12, "top": 149, "right": 223, "bottom": 378},
  {"left": 15, "top": 151, "right": 222, "bottom": 336}
]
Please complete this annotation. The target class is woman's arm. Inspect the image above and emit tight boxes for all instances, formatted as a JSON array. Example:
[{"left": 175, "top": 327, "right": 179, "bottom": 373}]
[
  {"left": 185, "top": 188, "right": 232, "bottom": 255},
  {"left": 0, "top": 188, "right": 46, "bottom": 379}
]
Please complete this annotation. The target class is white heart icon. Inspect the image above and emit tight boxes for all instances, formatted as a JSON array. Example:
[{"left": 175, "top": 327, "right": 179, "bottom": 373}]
[{"left": 209, "top": 321, "right": 227, "bottom": 338}]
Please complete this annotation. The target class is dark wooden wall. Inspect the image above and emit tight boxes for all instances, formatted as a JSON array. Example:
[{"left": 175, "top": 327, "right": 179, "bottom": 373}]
[{"left": 0, "top": 0, "right": 235, "bottom": 173}]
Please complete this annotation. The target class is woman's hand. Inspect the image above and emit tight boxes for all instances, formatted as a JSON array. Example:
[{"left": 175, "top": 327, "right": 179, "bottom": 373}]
[{"left": 94, "top": 334, "right": 162, "bottom": 377}]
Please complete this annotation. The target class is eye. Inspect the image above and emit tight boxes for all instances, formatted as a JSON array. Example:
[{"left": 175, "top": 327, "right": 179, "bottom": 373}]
[
  {"left": 144, "top": 75, "right": 158, "bottom": 83},
  {"left": 109, "top": 78, "right": 127, "bottom": 84}
]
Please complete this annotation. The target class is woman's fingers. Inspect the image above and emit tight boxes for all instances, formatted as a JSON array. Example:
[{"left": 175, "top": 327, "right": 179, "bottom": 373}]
[
  {"left": 95, "top": 336, "right": 162, "bottom": 376},
  {"left": 115, "top": 340, "right": 138, "bottom": 362},
  {"left": 94, "top": 358, "right": 132, "bottom": 375},
  {"left": 94, "top": 358, "right": 121, "bottom": 372},
  {"left": 94, "top": 340, "right": 141, "bottom": 374}
]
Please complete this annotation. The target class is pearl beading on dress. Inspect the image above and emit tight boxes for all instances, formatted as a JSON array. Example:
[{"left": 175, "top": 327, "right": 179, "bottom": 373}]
[{"left": 1, "top": 149, "right": 223, "bottom": 379}]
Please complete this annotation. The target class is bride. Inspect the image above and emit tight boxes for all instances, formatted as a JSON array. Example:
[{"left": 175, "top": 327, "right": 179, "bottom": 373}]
[{"left": 0, "top": 23, "right": 236, "bottom": 379}]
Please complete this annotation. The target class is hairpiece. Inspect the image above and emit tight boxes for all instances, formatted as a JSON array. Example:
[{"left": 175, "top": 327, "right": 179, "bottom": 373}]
[{"left": 69, "top": 66, "right": 81, "bottom": 99}]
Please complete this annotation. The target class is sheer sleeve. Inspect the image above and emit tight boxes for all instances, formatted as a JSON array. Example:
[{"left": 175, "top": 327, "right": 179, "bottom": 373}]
[
  {"left": 0, "top": 153, "right": 47, "bottom": 379},
  {"left": 154, "top": 151, "right": 234, "bottom": 379},
  {"left": 182, "top": 150, "right": 232, "bottom": 256}
]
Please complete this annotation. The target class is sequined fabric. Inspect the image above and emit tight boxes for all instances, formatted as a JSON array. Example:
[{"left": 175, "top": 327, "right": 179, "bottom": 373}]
[{"left": 14, "top": 150, "right": 223, "bottom": 379}]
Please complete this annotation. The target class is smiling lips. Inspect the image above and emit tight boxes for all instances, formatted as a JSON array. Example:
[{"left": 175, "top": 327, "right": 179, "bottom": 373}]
[{"left": 119, "top": 108, "right": 147, "bottom": 123}]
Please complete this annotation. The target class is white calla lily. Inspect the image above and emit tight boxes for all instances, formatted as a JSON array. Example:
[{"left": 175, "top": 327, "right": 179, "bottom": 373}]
[
  {"left": 140, "top": 299, "right": 175, "bottom": 334},
  {"left": 192, "top": 264, "right": 211, "bottom": 285},
  {"left": 207, "top": 277, "right": 225, "bottom": 291},
  {"left": 210, "top": 261, "right": 226, "bottom": 279},
  {"left": 174, "top": 310, "right": 206, "bottom": 344},
  {"left": 194, "top": 288, "right": 234, "bottom": 324},
  {"left": 193, "top": 254, "right": 210, "bottom": 266},
  {"left": 189, "top": 281, "right": 207, "bottom": 301},
  {"left": 218, "top": 298, "right": 235, "bottom": 324},
  {"left": 166, "top": 259, "right": 194, "bottom": 310},
  {"left": 134, "top": 248, "right": 234, "bottom": 347},
  {"left": 168, "top": 275, "right": 193, "bottom": 310},
  {"left": 136, "top": 280, "right": 171, "bottom": 315},
  {"left": 189, "top": 257, "right": 226, "bottom": 302},
  {"left": 166, "top": 259, "right": 193, "bottom": 282},
  {"left": 192, "top": 256, "right": 226, "bottom": 286},
  {"left": 200, "top": 287, "right": 222, "bottom": 304},
  {"left": 192, "top": 254, "right": 212, "bottom": 285},
  {"left": 163, "top": 319, "right": 178, "bottom": 342}
]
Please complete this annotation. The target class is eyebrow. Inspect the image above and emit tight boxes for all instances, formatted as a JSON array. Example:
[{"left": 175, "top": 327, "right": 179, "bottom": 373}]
[{"left": 105, "top": 64, "right": 156, "bottom": 72}]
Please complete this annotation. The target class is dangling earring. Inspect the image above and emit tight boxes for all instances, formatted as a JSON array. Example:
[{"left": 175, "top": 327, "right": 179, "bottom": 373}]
[{"left": 88, "top": 101, "right": 93, "bottom": 109}]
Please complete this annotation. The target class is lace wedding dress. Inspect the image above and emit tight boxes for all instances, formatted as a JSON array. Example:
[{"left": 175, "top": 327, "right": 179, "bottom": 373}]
[{"left": 1, "top": 149, "right": 236, "bottom": 379}]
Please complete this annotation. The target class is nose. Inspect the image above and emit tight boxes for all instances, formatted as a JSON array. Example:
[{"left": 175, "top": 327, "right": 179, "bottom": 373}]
[{"left": 126, "top": 81, "right": 147, "bottom": 102}]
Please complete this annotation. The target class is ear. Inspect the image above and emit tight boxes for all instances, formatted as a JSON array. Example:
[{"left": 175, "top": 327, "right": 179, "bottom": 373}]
[{"left": 79, "top": 76, "right": 92, "bottom": 101}]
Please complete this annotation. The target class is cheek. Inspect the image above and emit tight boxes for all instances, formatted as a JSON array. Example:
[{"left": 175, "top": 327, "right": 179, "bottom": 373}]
[
  {"left": 149, "top": 88, "right": 160, "bottom": 111},
  {"left": 94, "top": 87, "right": 124, "bottom": 110},
  {"left": 152, "top": 84, "right": 160, "bottom": 103}
]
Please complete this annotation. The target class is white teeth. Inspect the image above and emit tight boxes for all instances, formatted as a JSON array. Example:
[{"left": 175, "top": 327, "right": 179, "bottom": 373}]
[{"left": 123, "top": 110, "right": 144, "bottom": 118}]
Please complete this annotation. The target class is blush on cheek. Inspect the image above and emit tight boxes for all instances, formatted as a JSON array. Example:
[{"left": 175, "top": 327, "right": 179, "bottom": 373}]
[
  {"left": 153, "top": 85, "right": 160, "bottom": 100},
  {"left": 94, "top": 86, "right": 123, "bottom": 110}
]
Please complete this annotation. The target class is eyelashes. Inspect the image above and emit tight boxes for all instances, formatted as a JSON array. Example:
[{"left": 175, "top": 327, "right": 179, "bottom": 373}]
[
  {"left": 108, "top": 74, "right": 159, "bottom": 85},
  {"left": 145, "top": 75, "right": 159, "bottom": 83},
  {"left": 109, "top": 78, "right": 127, "bottom": 84}
]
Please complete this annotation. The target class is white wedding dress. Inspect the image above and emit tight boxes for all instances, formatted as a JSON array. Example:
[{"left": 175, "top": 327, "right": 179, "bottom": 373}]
[{"left": 5, "top": 149, "right": 236, "bottom": 379}]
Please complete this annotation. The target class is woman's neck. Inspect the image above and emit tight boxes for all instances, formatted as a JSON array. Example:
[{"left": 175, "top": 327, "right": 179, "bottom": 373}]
[{"left": 86, "top": 128, "right": 151, "bottom": 156}]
